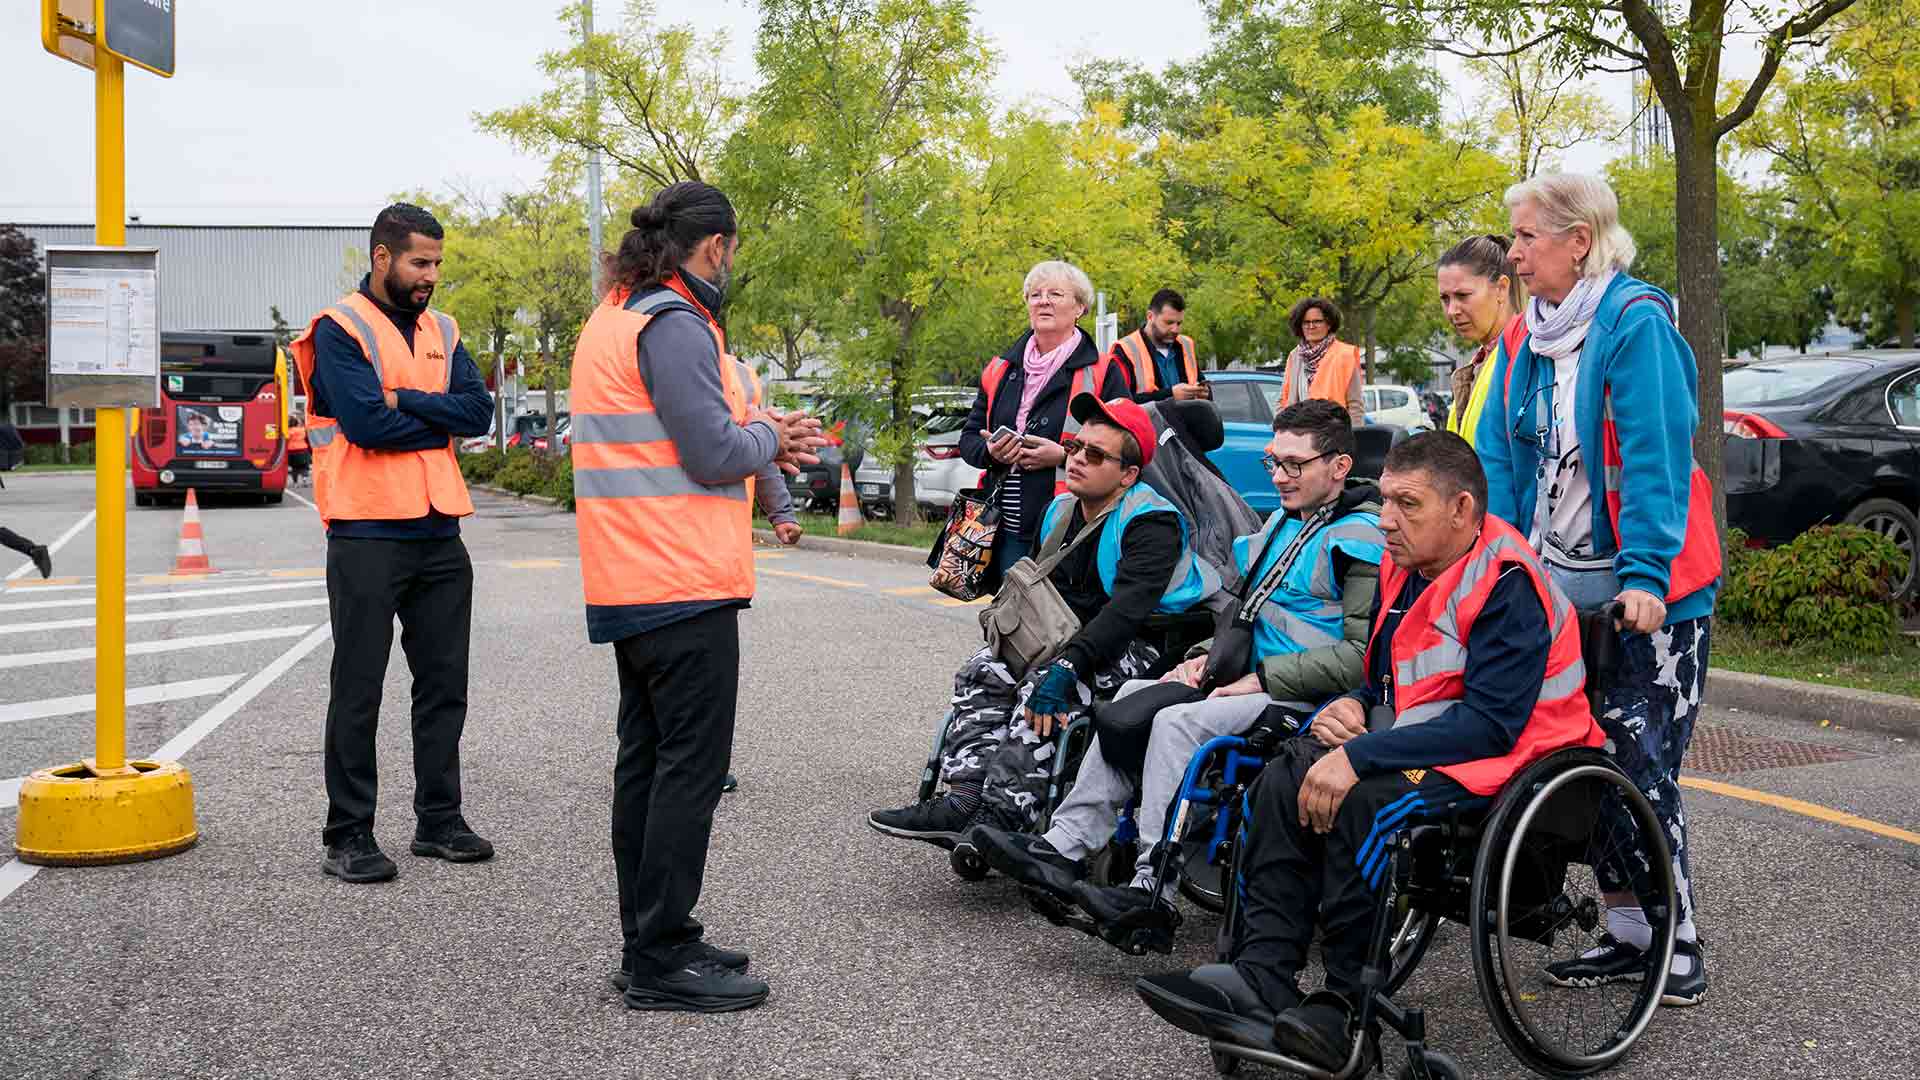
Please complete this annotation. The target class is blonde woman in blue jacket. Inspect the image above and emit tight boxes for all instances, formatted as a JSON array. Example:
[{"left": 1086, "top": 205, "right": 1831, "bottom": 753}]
[{"left": 1476, "top": 173, "right": 1723, "bottom": 1009}]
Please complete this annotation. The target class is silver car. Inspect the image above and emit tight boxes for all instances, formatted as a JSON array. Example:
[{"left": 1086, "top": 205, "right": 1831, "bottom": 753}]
[{"left": 854, "top": 405, "right": 977, "bottom": 519}]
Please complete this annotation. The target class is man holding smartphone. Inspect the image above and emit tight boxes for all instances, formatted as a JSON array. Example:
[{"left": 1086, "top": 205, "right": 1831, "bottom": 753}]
[{"left": 1112, "top": 289, "right": 1208, "bottom": 405}]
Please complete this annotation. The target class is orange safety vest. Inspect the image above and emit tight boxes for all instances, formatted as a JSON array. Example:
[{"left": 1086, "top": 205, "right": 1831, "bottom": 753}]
[
  {"left": 979, "top": 352, "right": 1116, "bottom": 496},
  {"left": 287, "top": 292, "right": 475, "bottom": 527},
  {"left": 1366, "top": 514, "right": 1602, "bottom": 796},
  {"left": 570, "top": 277, "right": 755, "bottom": 615},
  {"left": 1280, "top": 339, "right": 1362, "bottom": 411},
  {"left": 286, "top": 423, "right": 309, "bottom": 453},
  {"left": 1112, "top": 328, "right": 1199, "bottom": 395}
]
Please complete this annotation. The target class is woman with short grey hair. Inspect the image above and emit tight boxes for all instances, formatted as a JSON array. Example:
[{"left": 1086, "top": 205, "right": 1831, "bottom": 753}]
[
  {"left": 1476, "top": 172, "right": 1722, "bottom": 1008},
  {"left": 956, "top": 259, "right": 1132, "bottom": 590}
]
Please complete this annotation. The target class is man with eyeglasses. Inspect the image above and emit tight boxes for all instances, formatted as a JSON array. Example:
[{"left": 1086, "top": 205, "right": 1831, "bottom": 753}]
[
  {"left": 972, "top": 399, "right": 1384, "bottom": 944},
  {"left": 870, "top": 395, "right": 1216, "bottom": 848}
]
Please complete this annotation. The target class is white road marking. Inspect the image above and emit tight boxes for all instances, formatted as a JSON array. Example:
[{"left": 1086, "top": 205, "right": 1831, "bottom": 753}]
[
  {"left": 3, "top": 510, "right": 97, "bottom": 582},
  {"left": 0, "top": 583, "right": 95, "bottom": 594},
  {"left": 283, "top": 488, "right": 316, "bottom": 510},
  {"left": 0, "top": 597, "right": 329, "bottom": 636},
  {"left": 0, "top": 674, "right": 245, "bottom": 725},
  {"left": 0, "top": 860, "right": 36, "bottom": 904},
  {"left": 0, "top": 625, "right": 316, "bottom": 671},
  {"left": 0, "top": 579, "right": 325, "bottom": 613}
]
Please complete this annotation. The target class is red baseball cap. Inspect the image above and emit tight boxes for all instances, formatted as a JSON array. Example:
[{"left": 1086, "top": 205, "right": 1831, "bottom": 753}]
[{"left": 1069, "top": 393, "right": 1157, "bottom": 470}]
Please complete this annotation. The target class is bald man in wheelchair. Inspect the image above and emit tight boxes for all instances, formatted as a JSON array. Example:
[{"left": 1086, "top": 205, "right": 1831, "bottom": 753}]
[{"left": 1137, "top": 431, "right": 1603, "bottom": 1072}]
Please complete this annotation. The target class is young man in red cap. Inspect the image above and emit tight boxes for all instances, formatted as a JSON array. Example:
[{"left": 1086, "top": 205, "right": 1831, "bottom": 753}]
[{"left": 870, "top": 393, "right": 1217, "bottom": 848}]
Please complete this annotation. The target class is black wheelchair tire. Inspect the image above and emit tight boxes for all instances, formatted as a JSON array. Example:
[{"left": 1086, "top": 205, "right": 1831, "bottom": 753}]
[
  {"left": 950, "top": 847, "right": 990, "bottom": 881},
  {"left": 1209, "top": 1047, "right": 1241, "bottom": 1076},
  {"left": 1467, "top": 750, "right": 1676, "bottom": 1077},
  {"left": 1397, "top": 1049, "right": 1466, "bottom": 1080},
  {"left": 1384, "top": 907, "right": 1440, "bottom": 996},
  {"left": 1176, "top": 840, "right": 1229, "bottom": 913}
]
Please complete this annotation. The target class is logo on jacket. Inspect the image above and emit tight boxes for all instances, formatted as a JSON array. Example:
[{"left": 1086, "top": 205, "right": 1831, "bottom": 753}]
[{"left": 425, "top": 350, "right": 447, "bottom": 361}]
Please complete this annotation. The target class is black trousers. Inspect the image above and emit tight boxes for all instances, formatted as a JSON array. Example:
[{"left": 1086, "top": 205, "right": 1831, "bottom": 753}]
[
  {"left": 0, "top": 526, "right": 37, "bottom": 557},
  {"left": 322, "top": 535, "right": 474, "bottom": 846},
  {"left": 1232, "top": 740, "right": 1481, "bottom": 1009},
  {"left": 612, "top": 605, "right": 740, "bottom": 976}
]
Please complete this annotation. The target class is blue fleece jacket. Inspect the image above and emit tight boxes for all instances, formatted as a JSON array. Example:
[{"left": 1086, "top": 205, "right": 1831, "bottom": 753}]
[{"left": 1473, "top": 273, "right": 1718, "bottom": 625}]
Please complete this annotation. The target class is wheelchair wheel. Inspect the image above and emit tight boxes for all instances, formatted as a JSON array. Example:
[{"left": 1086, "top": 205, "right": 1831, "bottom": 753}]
[
  {"left": 1086, "top": 839, "right": 1138, "bottom": 887},
  {"left": 1209, "top": 1047, "right": 1241, "bottom": 1076},
  {"left": 950, "top": 846, "right": 989, "bottom": 881},
  {"left": 1397, "top": 1049, "right": 1465, "bottom": 1080},
  {"left": 1383, "top": 906, "right": 1439, "bottom": 996},
  {"left": 1176, "top": 842, "right": 1228, "bottom": 913},
  {"left": 1468, "top": 750, "right": 1676, "bottom": 1077}
]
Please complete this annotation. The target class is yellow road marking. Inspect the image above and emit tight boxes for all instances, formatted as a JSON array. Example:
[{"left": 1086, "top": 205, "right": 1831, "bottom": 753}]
[
  {"left": 753, "top": 550, "right": 788, "bottom": 560},
  {"left": 507, "top": 559, "right": 564, "bottom": 569},
  {"left": 932, "top": 596, "right": 991, "bottom": 607},
  {"left": 883, "top": 585, "right": 938, "bottom": 596},
  {"left": 761, "top": 569, "right": 866, "bottom": 589},
  {"left": 268, "top": 568, "right": 325, "bottom": 578},
  {"left": 1681, "top": 775, "right": 1920, "bottom": 846},
  {"left": 145, "top": 573, "right": 210, "bottom": 584}
]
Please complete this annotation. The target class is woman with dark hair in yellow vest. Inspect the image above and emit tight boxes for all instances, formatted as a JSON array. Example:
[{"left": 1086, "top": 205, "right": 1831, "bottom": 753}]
[
  {"left": 1278, "top": 297, "right": 1365, "bottom": 426},
  {"left": 570, "top": 181, "right": 824, "bottom": 1014},
  {"left": 1436, "top": 235, "right": 1525, "bottom": 447}
]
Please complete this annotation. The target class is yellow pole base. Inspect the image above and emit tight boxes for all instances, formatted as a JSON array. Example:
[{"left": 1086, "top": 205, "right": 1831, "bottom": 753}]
[{"left": 14, "top": 759, "right": 198, "bottom": 866}]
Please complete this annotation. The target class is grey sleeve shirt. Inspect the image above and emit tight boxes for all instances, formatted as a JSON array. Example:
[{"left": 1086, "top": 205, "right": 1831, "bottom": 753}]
[{"left": 636, "top": 311, "right": 779, "bottom": 486}]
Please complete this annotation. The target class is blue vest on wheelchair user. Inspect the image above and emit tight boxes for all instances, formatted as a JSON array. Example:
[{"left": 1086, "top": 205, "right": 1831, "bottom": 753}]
[
  {"left": 1037, "top": 484, "right": 1217, "bottom": 614},
  {"left": 1233, "top": 507, "right": 1385, "bottom": 664}
]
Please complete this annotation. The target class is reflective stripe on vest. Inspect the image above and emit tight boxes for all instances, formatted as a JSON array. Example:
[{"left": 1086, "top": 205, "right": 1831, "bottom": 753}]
[
  {"left": 1234, "top": 508, "right": 1385, "bottom": 660},
  {"left": 570, "top": 286, "right": 754, "bottom": 615},
  {"left": 1037, "top": 483, "right": 1216, "bottom": 614},
  {"left": 1363, "top": 514, "right": 1601, "bottom": 796},
  {"left": 284, "top": 292, "right": 473, "bottom": 526}
]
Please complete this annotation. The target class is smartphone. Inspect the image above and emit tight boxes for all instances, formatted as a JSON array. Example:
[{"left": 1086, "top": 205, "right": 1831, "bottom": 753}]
[{"left": 989, "top": 425, "right": 1017, "bottom": 443}]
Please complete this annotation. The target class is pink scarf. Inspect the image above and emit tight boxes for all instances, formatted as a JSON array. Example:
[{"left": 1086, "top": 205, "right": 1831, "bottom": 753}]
[{"left": 1016, "top": 328, "right": 1081, "bottom": 432}]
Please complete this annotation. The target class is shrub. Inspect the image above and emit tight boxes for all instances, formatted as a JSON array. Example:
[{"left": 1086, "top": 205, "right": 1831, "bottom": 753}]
[
  {"left": 1719, "top": 525, "right": 1905, "bottom": 652},
  {"left": 493, "top": 448, "right": 546, "bottom": 495},
  {"left": 543, "top": 453, "right": 575, "bottom": 511},
  {"left": 459, "top": 447, "right": 506, "bottom": 484},
  {"left": 24, "top": 441, "right": 94, "bottom": 465}
]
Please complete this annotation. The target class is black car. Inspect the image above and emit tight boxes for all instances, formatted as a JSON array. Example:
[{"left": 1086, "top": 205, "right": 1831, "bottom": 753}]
[{"left": 1723, "top": 351, "right": 1920, "bottom": 600}]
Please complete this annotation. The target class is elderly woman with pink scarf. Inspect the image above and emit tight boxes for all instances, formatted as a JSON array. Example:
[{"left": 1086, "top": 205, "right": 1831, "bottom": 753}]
[{"left": 957, "top": 260, "right": 1133, "bottom": 591}]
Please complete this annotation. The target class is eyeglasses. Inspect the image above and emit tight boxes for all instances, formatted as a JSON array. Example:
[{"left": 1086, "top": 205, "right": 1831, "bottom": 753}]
[
  {"left": 1026, "top": 289, "right": 1074, "bottom": 306},
  {"left": 1262, "top": 449, "right": 1335, "bottom": 477},
  {"left": 1299, "top": 317, "right": 1328, "bottom": 327},
  {"left": 1067, "top": 442, "right": 1139, "bottom": 469}
]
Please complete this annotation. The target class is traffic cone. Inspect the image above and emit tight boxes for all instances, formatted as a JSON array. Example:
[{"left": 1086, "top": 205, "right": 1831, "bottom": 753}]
[
  {"left": 171, "top": 488, "right": 213, "bottom": 575},
  {"left": 837, "top": 461, "right": 863, "bottom": 536}
]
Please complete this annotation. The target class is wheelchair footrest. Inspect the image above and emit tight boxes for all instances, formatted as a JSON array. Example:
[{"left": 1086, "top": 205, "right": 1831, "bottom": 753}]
[{"left": 1022, "top": 885, "right": 1180, "bottom": 956}]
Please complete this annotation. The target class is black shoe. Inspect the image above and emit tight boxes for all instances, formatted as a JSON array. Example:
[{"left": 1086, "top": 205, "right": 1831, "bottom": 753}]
[
  {"left": 867, "top": 797, "right": 973, "bottom": 845},
  {"left": 721, "top": 773, "right": 738, "bottom": 794},
  {"left": 624, "top": 957, "right": 770, "bottom": 1013},
  {"left": 1661, "top": 939, "right": 1707, "bottom": 1007},
  {"left": 1272, "top": 991, "right": 1357, "bottom": 1072},
  {"left": 322, "top": 831, "right": 397, "bottom": 883},
  {"left": 609, "top": 940, "right": 751, "bottom": 991},
  {"left": 1544, "top": 932, "right": 1647, "bottom": 988},
  {"left": 1136, "top": 964, "right": 1279, "bottom": 1047},
  {"left": 968, "top": 826, "right": 1083, "bottom": 898},
  {"left": 410, "top": 817, "right": 495, "bottom": 863},
  {"left": 29, "top": 545, "right": 51, "bottom": 580}
]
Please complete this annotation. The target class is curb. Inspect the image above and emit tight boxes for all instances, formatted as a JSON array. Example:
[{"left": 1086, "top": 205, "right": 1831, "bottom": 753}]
[
  {"left": 473, "top": 482, "right": 563, "bottom": 509},
  {"left": 1709, "top": 669, "right": 1920, "bottom": 739},
  {"left": 752, "top": 529, "right": 929, "bottom": 567}
]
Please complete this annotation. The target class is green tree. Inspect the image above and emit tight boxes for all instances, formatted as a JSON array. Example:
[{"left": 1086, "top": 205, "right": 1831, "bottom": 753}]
[
  {"left": 1737, "top": 0, "right": 1920, "bottom": 346},
  {"left": 0, "top": 226, "right": 45, "bottom": 415},
  {"left": 1464, "top": 44, "right": 1619, "bottom": 181},
  {"left": 1391, "top": 0, "right": 1871, "bottom": 527},
  {"left": 500, "top": 173, "right": 593, "bottom": 454}
]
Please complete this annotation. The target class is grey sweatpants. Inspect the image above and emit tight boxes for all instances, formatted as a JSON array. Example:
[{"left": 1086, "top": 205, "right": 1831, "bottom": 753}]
[{"left": 1042, "top": 679, "right": 1284, "bottom": 885}]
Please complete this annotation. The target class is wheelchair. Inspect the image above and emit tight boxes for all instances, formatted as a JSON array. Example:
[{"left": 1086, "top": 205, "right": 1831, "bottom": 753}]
[{"left": 1187, "top": 602, "right": 1678, "bottom": 1080}]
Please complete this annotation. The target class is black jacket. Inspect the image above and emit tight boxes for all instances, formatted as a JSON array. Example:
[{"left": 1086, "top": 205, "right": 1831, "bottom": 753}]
[{"left": 958, "top": 328, "right": 1134, "bottom": 538}]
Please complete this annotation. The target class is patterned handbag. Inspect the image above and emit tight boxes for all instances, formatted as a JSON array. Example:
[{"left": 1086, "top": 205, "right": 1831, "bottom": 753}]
[{"left": 928, "top": 484, "right": 1001, "bottom": 601}]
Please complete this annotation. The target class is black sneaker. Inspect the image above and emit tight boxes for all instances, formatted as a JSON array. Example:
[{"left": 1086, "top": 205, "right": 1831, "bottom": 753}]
[
  {"left": 410, "top": 817, "right": 495, "bottom": 863},
  {"left": 867, "top": 797, "right": 972, "bottom": 844},
  {"left": 969, "top": 826, "right": 1083, "bottom": 899},
  {"left": 29, "top": 545, "right": 52, "bottom": 580},
  {"left": 1136, "top": 964, "right": 1280, "bottom": 1047},
  {"left": 721, "top": 773, "right": 739, "bottom": 794},
  {"left": 609, "top": 941, "right": 752, "bottom": 990},
  {"left": 1074, "top": 882, "right": 1174, "bottom": 930},
  {"left": 322, "top": 831, "right": 397, "bottom": 883},
  {"left": 1272, "top": 991, "right": 1357, "bottom": 1072},
  {"left": 1661, "top": 940, "right": 1707, "bottom": 1007},
  {"left": 624, "top": 956, "right": 770, "bottom": 1013},
  {"left": 1544, "top": 933, "right": 1647, "bottom": 988}
]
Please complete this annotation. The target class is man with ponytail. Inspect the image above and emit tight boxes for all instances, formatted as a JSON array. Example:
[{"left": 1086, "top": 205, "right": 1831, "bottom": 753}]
[{"left": 572, "top": 181, "right": 826, "bottom": 1014}]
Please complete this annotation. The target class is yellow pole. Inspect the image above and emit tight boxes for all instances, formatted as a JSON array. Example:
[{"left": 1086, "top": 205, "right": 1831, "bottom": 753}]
[{"left": 94, "top": 52, "right": 127, "bottom": 774}]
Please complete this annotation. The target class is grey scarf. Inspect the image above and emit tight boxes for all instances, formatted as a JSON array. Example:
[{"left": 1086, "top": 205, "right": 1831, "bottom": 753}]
[{"left": 1526, "top": 270, "right": 1616, "bottom": 360}]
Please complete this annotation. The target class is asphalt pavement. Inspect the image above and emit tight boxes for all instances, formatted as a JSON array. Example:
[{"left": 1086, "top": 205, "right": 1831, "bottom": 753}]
[{"left": 1, "top": 470, "right": 1916, "bottom": 1080}]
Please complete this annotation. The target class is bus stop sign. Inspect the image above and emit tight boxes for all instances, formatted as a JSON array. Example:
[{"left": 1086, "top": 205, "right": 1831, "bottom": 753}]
[{"left": 101, "top": 0, "right": 175, "bottom": 77}]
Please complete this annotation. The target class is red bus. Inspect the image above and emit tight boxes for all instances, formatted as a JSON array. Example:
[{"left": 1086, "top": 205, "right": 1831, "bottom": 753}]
[{"left": 131, "top": 332, "right": 290, "bottom": 506}]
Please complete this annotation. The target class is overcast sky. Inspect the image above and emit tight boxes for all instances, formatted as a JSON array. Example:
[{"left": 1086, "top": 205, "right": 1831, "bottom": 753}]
[{"left": 0, "top": 0, "right": 1674, "bottom": 227}]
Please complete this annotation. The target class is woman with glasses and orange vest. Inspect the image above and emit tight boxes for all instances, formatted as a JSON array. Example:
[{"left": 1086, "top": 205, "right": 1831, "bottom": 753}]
[
  {"left": 570, "top": 181, "right": 825, "bottom": 1016},
  {"left": 1278, "top": 297, "right": 1365, "bottom": 426},
  {"left": 1435, "top": 234, "right": 1526, "bottom": 447},
  {"left": 1477, "top": 173, "right": 1721, "bottom": 1008},
  {"left": 958, "top": 259, "right": 1133, "bottom": 592}
]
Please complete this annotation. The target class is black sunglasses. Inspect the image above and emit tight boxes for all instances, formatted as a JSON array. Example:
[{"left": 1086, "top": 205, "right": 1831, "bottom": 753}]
[
  {"left": 1262, "top": 449, "right": 1336, "bottom": 477},
  {"left": 1067, "top": 441, "right": 1140, "bottom": 469}
]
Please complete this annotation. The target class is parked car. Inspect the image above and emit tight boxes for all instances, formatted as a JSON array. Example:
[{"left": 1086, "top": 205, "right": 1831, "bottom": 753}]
[
  {"left": 853, "top": 405, "right": 974, "bottom": 519},
  {"left": 1362, "top": 383, "right": 1432, "bottom": 431},
  {"left": 779, "top": 395, "right": 868, "bottom": 513},
  {"left": 504, "top": 411, "right": 566, "bottom": 449},
  {"left": 1723, "top": 351, "right": 1920, "bottom": 601},
  {"left": 1193, "top": 370, "right": 1293, "bottom": 516}
]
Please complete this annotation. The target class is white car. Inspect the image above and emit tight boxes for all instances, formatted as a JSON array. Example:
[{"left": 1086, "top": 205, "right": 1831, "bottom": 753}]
[
  {"left": 1363, "top": 384, "right": 1432, "bottom": 431},
  {"left": 854, "top": 407, "right": 976, "bottom": 519}
]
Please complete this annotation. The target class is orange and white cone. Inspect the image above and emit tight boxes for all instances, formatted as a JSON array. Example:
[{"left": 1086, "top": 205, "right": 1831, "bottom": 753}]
[
  {"left": 837, "top": 461, "right": 863, "bottom": 536},
  {"left": 170, "top": 488, "right": 213, "bottom": 575}
]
